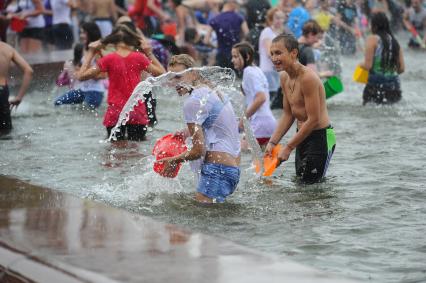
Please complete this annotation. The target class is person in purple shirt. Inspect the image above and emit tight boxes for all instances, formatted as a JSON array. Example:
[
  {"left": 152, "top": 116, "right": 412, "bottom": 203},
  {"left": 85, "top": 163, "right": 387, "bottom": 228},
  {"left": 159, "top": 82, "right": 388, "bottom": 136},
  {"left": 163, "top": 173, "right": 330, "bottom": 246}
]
[{"left": 204, "top": 1, "right": 249, "bottom": 68}]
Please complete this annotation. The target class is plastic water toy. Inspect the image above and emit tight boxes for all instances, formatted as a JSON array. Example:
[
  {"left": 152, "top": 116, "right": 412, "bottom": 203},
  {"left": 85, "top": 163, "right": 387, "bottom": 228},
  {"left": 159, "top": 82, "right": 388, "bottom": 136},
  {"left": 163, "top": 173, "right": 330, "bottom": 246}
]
[
  {"left": 353, "top": 65, "right": 369, "bottom": 84},
  {"left": 152, "top": 133, "right": 187, "bottom": 178},
  {"left": 324, "top": 76, "right": 344, "bottom": 99}
]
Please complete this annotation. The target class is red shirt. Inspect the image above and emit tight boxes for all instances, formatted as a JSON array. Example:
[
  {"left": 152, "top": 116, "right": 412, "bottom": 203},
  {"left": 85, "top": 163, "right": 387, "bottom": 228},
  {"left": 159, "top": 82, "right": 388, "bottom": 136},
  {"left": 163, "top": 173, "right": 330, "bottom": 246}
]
[
  {"left": 128, "top": 0, "right": 162, "bottom": 29},
  {"left": 97, "top": 51, "right": 151, "bottom": 127},
  {"left": 143, "top": 0, "right": 161, "bottom": 17}
]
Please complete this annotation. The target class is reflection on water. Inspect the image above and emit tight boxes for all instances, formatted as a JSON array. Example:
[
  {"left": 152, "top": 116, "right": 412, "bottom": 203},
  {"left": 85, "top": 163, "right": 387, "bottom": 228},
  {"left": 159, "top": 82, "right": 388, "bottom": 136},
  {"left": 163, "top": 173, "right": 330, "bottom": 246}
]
[{"left": 1, "top": 49, "right": 426, "bottom": 282}]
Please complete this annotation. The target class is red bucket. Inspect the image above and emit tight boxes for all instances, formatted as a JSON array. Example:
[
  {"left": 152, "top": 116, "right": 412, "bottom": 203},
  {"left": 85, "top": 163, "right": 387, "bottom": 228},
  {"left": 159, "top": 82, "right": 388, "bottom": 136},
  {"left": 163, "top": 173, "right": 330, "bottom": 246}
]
[
  {"left": 10, "top": 17, "right": 28, "bottom": 33},
  {"left": 152, "top": 133, "right": 187, "bottom": 178}
]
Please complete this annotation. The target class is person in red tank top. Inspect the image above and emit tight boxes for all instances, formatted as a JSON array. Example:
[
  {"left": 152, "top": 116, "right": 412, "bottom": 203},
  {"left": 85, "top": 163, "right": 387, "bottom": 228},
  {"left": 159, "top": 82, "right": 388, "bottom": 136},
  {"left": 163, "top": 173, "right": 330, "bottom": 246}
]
[
  {"left": 129, "top": 0, "right": 169, "bottom": 36},
  {"left": 77, "top": 24, "right": 166, "bottom": 141}
]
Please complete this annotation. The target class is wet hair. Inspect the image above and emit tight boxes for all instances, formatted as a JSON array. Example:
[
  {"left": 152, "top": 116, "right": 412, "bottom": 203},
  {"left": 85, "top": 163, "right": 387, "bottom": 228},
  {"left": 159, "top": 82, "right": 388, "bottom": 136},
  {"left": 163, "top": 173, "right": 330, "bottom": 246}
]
[
  {"left": 371, "top": 12, "right": 400, "bottom": 71},
  {"left": 232, "top": 42, "right": 254, "bottom": 68},
  {"left": 302, "top": 19, "right": 323, "bottom": 36},
  {"left": 101, "top": 24, "right": 142, "bottom": 51},
  {"left": 72, "top": 43, "right": 84, "bottom": 67},
  {"left": 81, "top": 22, "right": 102, "bottom": 50},
  {"left": 272, "top": 33, "right": 299, "bottom": 58},
  {"left": 168, "top": 54, "right": 195, "bottom": 68}
]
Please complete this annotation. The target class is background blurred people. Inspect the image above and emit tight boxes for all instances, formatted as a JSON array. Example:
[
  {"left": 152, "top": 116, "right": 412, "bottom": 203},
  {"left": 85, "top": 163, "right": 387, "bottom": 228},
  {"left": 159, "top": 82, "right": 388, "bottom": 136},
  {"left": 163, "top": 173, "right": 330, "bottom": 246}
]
[
  {"left": 258, "top": 7, "right": 286, "bottom": 109},
  {"left": 0, "top": 0, "right": 11, "bottom": 42},
  {"left": 9, "top": 0, "right": 45, "bottom": 53},
  {"left": 54, "top": 22, "right": 105, "bottom": 108},
  {"left": 0, "top": 41, "right": 33, "bottom": 134},
  {"left": 231, "top": 42, "right": 277, "bottom": 149},
  {"left": 77, "top": 25, "right": 165, "bottom": 140},
  {"left": 335, "top": 0, "right": 358, "bottom": 55},
  {"left": 403, "top": 0, "right": 426, "bottom": 48},
  {"left": 204, "top": 1, "right": 249, "bottom": 68},
  {"left": 286, "top": 0, "right": 311, "bottom": 39},
  {"left": 50, "top": 0, "right": 74, "bottom": 49},
  {"left": 359, "top": 12, "right": 404, "bottom": 105},
  {"left": 90, "top": 0, "right": 117, "bottom": 37}
]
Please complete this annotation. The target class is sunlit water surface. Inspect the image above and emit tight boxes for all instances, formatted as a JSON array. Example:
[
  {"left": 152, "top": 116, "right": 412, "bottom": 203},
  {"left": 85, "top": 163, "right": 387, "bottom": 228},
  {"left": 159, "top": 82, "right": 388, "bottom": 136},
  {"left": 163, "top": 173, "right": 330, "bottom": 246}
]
[{"left": 1, "top": 47, "right": 425, "bottom": 283}]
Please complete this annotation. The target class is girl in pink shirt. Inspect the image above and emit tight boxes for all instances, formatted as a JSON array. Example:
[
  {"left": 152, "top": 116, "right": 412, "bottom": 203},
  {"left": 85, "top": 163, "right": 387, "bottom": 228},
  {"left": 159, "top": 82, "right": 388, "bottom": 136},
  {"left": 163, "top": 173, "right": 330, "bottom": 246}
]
[{"left": 78, "top": 24, "right": 165, "bottom": 141}]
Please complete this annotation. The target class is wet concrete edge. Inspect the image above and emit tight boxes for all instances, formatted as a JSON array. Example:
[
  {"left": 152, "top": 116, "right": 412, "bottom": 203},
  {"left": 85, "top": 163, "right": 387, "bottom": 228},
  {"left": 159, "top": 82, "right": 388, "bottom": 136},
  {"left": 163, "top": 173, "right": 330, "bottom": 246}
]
[{"left": 0, "top": 175, "right": 361, "bottom": 283}]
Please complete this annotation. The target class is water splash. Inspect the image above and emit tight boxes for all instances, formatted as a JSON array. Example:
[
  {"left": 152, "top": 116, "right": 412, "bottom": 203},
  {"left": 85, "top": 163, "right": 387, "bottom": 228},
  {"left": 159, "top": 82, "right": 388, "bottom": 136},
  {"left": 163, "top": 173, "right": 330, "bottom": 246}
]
[
  {"left": 317, "top": 32, "right": 342, "bottom": 78},
  {"left": 109, "top": 66, "right": 265, "bottom": 174}
]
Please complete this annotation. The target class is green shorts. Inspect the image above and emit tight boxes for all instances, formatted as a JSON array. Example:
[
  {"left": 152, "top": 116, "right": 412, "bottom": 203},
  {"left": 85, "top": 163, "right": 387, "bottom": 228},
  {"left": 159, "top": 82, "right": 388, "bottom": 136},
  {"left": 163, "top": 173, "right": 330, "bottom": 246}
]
[{"left": 295, "top": 125, "right": 336, "bottom": 184}]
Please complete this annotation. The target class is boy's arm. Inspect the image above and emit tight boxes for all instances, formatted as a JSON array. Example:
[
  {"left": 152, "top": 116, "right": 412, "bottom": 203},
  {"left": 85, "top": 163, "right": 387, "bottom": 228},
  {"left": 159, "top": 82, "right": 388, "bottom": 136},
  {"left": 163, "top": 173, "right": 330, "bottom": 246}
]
[
  {"left": 171, "top": 123, "right": 204, "bottom": 163},
  {"left": 241, "top": 21, "right": 249, "bottom": 37},
  {"left": 265, "top": 73, "right": 295, "bottom": 155},
  {"left": 397, "top": 46, "right": 405, "bottom": 74},
  {"left": 9, "top": 49, "right": 33, "bottom": 108}
]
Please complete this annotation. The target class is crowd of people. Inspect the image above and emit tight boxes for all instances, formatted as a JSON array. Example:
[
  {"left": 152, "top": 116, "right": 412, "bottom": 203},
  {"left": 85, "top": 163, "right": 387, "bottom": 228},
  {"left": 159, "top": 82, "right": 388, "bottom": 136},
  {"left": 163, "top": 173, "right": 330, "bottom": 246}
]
[{"left": 0, "top": 0, "right": 424, "bottom": 203}]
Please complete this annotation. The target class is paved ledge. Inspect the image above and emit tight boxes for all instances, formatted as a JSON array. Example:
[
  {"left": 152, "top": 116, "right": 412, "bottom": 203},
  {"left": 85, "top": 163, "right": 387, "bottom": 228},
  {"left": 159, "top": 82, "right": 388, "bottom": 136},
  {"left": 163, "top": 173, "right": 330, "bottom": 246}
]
[
  {"left": 9, "top": 50, "right": 73, "bottom": 92},
  {"left": 0, "top": 175, "right": 360, "bottom": 283}
]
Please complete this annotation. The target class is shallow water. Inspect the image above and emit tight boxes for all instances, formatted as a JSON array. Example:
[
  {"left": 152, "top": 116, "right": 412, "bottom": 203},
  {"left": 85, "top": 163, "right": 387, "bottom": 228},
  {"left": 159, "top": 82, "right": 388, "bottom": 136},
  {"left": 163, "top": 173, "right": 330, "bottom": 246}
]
[{"left": 1, "top": 47, "right": 426, "bottom": 283}]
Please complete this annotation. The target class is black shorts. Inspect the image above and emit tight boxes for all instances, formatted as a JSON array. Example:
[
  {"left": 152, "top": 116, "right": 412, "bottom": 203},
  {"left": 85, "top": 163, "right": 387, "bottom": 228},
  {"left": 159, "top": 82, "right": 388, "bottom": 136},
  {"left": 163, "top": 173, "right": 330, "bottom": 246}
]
[
  {"left": 362, "top": 76, "right": 401, "bottom": 105},
  {"left": 295, "top": 126, "right": 336, "bottom": 184},
  {"left": 106, "top": 125, "right": 147, "bottom": 141},
  {"left": 143, "top": 91, "right": 157, "bottom": 127},
  {"left": 0, "top": 85, "right": 12, "bottom": 131},
  {"left": 19, "top": 27, "right": 45, "bottom": 40},
  {"left": 52, "top": 23, "right": 74, "bottom": 49}
]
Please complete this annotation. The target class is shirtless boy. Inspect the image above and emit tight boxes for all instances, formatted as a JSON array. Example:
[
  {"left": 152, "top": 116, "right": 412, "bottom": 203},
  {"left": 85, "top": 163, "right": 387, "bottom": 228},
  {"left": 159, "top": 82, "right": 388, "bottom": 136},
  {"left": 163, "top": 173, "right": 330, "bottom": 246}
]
[
  {"left": 0, "top": 41, "right": 33, "bottom": 134},
  {"left": 266, "top": 33, "right": 336, "bottom": 184}
]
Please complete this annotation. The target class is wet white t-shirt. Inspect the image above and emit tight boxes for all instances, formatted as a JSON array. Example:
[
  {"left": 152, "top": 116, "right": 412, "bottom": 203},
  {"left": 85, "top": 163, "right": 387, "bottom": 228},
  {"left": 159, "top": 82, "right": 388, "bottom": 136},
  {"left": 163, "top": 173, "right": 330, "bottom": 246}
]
[
  {"left": 183, "top": 86, "right": 240, "bottom": 158},
  {"left": 242, "top": 66, "right": 277, "bottom": 138},
  {"left": 18, "top": 0, "right": 44, "bottom": 28},
  {"left": 51, "top": 0, "right": 72, "bottom": 25},
  {"left": 259, "top": 27, "right": 277, "bottom": 73}
]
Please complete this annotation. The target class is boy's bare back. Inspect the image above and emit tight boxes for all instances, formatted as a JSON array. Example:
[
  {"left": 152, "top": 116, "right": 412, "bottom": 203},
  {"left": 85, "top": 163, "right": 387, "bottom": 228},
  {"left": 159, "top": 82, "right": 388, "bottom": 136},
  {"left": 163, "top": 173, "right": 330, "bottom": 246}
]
[{"left": 0, "top": 42, "right": 14, "bottom": 85}]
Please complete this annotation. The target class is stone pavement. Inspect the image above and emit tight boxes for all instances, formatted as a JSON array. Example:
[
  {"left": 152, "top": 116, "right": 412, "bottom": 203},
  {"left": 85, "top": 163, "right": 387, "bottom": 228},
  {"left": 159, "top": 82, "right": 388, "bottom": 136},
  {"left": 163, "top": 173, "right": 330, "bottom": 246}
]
[{"left": 0, "top": 175, "right": 360, "bottom": 283}]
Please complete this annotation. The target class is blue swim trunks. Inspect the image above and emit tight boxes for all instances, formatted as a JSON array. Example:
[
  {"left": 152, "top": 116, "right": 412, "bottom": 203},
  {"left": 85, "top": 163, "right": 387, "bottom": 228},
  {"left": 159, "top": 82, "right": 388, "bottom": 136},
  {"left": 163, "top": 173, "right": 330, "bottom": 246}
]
[{"left": 197, "top": 163, "right": 240, "bottom": 203}]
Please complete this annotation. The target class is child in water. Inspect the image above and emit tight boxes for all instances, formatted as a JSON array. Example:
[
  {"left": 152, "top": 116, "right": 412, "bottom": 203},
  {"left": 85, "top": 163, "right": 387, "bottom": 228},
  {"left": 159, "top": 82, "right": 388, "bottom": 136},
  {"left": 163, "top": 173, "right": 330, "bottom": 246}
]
[
  {"left": 77, "top": 24, "right": 165, "bottom": 141},
  {"left": 359, "top": 12, "right": 405, "bottom": 105},
  {"left": 54, "top": 22, "right": 105, "bottom": 109},
  {"left": 160, "top": 54, "right": 241, "bottom": 204},
  {"left": 231, "top": 42, "right": 277, "bottom": 149}
]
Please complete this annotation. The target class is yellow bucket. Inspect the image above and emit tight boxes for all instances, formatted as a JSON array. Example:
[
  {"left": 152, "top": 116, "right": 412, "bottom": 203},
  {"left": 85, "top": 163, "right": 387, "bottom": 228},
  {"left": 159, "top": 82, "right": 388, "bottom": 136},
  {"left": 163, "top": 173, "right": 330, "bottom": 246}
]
[{"left": 353, "top": 66, "right": 369, "bottom": 84}]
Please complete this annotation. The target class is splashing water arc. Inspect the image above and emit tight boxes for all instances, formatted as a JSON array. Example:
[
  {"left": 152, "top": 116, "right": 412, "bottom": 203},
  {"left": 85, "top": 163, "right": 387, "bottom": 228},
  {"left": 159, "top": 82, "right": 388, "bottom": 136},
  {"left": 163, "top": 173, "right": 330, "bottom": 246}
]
[{"left": 108, "top": 66, "right": 265, "bottom": 175}]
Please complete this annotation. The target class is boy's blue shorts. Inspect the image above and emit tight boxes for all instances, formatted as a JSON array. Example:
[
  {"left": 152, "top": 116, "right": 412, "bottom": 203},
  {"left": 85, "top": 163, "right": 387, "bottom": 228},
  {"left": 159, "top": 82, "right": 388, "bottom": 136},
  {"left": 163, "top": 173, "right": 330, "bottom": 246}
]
[{"left": 197, "top": 163, "right": 240, "bottom": 203}]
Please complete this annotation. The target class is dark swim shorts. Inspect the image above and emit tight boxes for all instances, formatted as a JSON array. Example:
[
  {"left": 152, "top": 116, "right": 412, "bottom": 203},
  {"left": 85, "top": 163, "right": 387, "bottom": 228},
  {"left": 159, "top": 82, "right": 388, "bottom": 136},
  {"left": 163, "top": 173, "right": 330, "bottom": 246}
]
[
  {"left": 363, "top": 74, "right": 401, "bottom": 105},
  {"left": 295, "top": 126, "right": 336, "bottom": 184},
  {"left": 0, "top": 85, "right": 11, "bottom": 131}
]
